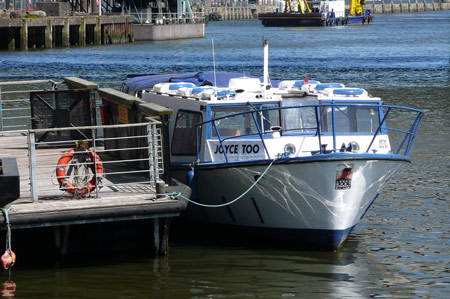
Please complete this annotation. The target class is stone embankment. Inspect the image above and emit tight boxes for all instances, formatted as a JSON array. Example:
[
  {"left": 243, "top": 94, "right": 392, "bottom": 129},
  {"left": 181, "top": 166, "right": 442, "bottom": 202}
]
[{"left": 0, "top": 2, "right": 134, "bottom": 51}]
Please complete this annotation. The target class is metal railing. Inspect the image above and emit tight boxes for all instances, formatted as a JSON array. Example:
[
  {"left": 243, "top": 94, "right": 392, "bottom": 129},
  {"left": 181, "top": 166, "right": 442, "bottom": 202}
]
[
  {"left": 0, "top": 80, "right": 62, "bottom": 131},
  {"left": 0, "top": 121, "right": 164, "bottom": 202},
  {"left": 195, "top": 104, "right": 424, "bottom": 162},
  {"left": 131, "top": 11, "right": 205, "bottom": 25}
]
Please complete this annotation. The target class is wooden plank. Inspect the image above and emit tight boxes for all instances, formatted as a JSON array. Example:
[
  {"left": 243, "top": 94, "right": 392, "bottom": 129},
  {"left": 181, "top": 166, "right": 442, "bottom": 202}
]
[
  {"left": 98, "top": 88, "right": 173, "bottom": 116},
  {"left": 98, "top": 87, "right": 141, "bottom": 109},
  {"left": 64, "top": 77, "right": 99, "bottom": 89},
  {"left": 137, "top": 102, "right": 173, "bottom": 117}
]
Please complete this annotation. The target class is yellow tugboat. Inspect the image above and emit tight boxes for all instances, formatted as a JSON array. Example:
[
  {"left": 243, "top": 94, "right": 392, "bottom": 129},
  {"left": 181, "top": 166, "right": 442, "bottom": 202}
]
[{"left": 258, "top": 0, "right": 373, "bottom": 27}]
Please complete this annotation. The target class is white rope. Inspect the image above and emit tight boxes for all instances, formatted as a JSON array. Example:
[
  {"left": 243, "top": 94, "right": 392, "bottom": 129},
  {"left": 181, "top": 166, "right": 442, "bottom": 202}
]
[{"left": 161, "top": 157, "right": 278, "bottom": 208}]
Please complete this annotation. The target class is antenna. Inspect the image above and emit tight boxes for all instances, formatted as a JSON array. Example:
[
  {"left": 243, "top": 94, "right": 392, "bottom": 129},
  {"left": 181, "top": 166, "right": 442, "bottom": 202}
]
[{"left": 212, "top": 38, "right": 217, "bottom": 87}]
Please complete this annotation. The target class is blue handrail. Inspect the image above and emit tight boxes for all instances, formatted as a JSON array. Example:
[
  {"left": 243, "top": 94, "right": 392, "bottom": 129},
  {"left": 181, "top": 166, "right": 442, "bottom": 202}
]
[{"left": 194, "top": 104, "right": 424, "bottom": 162}]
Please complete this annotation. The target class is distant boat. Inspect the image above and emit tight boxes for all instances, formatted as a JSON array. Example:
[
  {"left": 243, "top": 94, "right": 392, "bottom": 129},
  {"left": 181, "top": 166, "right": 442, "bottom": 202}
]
[
  {"left": 258, "top": 0, "right": 373, "bottom": 27},
  {"left": 122, "top": 41, "right": 422, "bottom": 250}
]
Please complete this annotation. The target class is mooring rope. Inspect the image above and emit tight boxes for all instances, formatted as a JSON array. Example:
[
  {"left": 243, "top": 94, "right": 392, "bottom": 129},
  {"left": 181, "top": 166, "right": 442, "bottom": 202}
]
[
  {"left": 1, "top": 208, "right": 14, "bottom": 267},
  {"left": 159, "top": 157, "right": 278, "bottom": 208}
]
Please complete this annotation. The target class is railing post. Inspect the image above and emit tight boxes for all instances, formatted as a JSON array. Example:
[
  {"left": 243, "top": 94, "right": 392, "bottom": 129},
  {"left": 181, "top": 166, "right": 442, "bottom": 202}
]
[
  {"left": 28, "top": 131, "right": 38, "bottom": 202},
  {"left": 314, "top": 106, "right": 323, "bottom": 153},
  {"left": 151, "top": 123, "right": 160, "bottom": 185},
  {"left": 161, "top": 115, "right": 172, "bottom": 185},
  {"left": 331, "top": 104, "right": 336, "bottom": 152},
  {"left": 147, "top": 122, "right": 156, "bottom": 186},
  {"left": 92, "top": 128, "right": 99, "bottom": 198}
]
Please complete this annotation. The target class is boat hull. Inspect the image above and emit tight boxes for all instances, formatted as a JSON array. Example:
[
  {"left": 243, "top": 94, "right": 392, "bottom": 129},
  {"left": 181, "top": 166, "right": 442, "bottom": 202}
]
[
  {"left": 173, "top": 156, "right": 407, "bottom": 248},
  {"left": 259, "top": 12, "right": 325, "bottom": 27},
  {"left": 258, "top": 13, "right": 372, "bottom": 27}
]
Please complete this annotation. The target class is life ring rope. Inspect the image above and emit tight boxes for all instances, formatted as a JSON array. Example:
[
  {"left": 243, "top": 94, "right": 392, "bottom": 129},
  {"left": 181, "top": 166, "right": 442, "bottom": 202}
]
[{"left": 56, "top": 148, "right": 103, "bottom": 198}]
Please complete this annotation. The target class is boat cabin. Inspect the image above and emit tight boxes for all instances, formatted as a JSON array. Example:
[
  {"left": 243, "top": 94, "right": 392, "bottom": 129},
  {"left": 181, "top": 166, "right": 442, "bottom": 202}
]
[{"left": 140, "top": 77, "right": 391, "bottom": 165}]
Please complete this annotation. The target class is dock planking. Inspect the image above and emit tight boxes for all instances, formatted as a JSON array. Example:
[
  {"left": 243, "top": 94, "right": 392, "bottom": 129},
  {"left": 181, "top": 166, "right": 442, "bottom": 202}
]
[{"left": 0, "top": 132, "right": 188, "bottom": 247}]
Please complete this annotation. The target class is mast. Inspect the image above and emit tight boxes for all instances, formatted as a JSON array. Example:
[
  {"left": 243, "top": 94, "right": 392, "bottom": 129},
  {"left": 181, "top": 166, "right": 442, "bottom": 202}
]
[{"left": 263, "top": 39, "right": 269, "bottom": 91}]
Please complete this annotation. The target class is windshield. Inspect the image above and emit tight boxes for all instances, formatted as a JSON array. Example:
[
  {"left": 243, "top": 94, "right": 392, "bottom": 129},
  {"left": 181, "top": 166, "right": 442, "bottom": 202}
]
[
  {"left": 320, "top": 104, "right": 381, "bottom": 133},
  {"left": 282, "top": 97, "right": 317, "bottom": 133},
  {"left": 210, "top": 103, "right": 280, "bottom": 137}
]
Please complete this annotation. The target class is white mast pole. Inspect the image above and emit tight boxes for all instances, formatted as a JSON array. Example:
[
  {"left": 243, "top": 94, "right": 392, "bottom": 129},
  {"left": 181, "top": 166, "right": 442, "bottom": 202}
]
[
  {"left": 263, "top": 39, "right": 269, "bottom": 90},
  {"left": 212, "top": 38, "right": 217, "bottom": 87}
]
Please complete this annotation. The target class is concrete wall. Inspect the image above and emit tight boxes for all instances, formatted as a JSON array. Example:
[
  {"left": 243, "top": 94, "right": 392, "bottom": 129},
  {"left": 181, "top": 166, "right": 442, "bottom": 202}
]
[
  {"left": 134, "top": 23, "right": 205, "bottom": 41},
  {"left": 368, "top": 2, "right": 450, "bottom": 13},
  {"left": 36, "top": 2, "right": 70, "bottom": 17}
]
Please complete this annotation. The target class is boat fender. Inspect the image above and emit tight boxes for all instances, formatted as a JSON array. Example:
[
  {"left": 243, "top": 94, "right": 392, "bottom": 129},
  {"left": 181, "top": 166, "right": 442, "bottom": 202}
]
[
  {"left": 186, "top": 163, "right": 199, "bottom": 201},
  {"left": 187, "top": 168, "right": 195, "bottom": 187},
  {"left": 1, "top": 250, "right": 15, "bottom": 270}
]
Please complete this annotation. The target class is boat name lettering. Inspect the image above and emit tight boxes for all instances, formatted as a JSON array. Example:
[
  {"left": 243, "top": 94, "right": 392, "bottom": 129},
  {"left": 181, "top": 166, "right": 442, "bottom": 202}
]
[{"left": 214, "top": 144, "right": 260, "bottom": 154}]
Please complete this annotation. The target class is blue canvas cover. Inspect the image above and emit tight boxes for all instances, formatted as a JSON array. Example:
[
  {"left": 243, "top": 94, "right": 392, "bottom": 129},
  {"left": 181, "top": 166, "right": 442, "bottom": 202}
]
[{"left": 122, "top": 71, "right": 278, "bottom": 94}]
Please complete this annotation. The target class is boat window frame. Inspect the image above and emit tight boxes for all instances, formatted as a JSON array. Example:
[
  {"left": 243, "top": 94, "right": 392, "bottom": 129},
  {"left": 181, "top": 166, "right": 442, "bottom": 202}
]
[
  {"left": 280, "top": 96, "right": 320, "bottom": 136},
  {"left": 318, "top": 100, "right": 385, "bottom": 136},
  {"left": 171, "top": 109, "right": 203, "bottom": 156},
  {"left": 205, "top": 102, "right": 282, "bottom": 140}
]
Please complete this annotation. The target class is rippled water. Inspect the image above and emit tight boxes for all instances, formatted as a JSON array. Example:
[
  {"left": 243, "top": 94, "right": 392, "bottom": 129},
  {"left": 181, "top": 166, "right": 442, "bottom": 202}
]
[{"left": 0, "top": 11, "right": 449, "bottom": 298}]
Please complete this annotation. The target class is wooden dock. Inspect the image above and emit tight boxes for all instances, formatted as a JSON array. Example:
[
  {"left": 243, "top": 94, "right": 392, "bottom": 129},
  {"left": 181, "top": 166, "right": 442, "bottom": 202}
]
[
  {"left": 0, "top": 133, "right": 189, "bottom": 255},
  {"left": 0, "top": 13, "right": 134, "bottom": 51},
  {"left": 0, "top": 79, "right": 190, "bottom": 256}
]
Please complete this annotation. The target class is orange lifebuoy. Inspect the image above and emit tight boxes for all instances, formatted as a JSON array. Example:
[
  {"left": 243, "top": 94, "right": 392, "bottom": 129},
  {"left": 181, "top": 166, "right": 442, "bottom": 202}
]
[{"left": 56, "top": 148, "right": 103, "bottom": 196}]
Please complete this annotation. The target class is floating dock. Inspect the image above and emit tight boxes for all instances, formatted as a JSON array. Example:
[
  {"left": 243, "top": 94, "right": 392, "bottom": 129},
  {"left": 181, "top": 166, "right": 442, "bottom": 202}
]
[{"left": 0, "top": 77, "right": 190, "bottom": 256}]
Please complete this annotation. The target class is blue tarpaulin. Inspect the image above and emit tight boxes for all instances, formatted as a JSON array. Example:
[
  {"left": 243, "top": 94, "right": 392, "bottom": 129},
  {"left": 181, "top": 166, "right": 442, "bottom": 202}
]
[{"left": 122, "top": 71, "right": 278, "bottom": 94}]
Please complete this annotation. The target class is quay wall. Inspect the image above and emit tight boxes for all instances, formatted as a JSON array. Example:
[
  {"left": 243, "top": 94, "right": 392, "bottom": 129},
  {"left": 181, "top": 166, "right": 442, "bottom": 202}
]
[
  {"left": 206, "top": 2, "right": 450, "bottom": 20},
  {"left": 365, "top": 1, "right": 450, "bottom": 13},
  {"left": 0, "top": 1, "right": 448, "bottom": 51},
  {"left": 134, "top": 23, "right": 205, "bottom": 41},
  {"left": 0, "top": 14, "right": 134, "bottom": 51}
]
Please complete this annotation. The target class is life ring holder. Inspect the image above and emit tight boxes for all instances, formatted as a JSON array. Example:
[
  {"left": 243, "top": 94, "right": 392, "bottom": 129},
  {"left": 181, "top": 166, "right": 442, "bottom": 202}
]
[{"left": 56, "top": 146, "right": 103, "bottom": 197}]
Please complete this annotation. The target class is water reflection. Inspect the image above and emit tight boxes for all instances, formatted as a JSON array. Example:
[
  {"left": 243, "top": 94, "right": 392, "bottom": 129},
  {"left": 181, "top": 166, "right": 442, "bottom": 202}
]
[{"left": 1, "top": 281, "right": 15, "bottom": 298}]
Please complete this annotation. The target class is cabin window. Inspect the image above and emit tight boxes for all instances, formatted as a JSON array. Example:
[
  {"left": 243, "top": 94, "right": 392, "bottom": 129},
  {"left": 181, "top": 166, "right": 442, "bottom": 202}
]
[
  {"left": 281, "top": 97, "right": 317, "bottom": 133},
  {"left": 210, "top": 103, "right": 280, "bottom": 137},
  {"left": 320, "top": 105, "right": 380, "bottom": 133},
  {"left": 171, "top": 110, "right": 203, "bottom": 156}
]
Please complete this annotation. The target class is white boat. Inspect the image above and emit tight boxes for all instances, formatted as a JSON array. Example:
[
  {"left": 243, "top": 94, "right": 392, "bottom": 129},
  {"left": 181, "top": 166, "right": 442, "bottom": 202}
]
[{"left": 122, "top": 42, "right": 423, "bottom": 249}]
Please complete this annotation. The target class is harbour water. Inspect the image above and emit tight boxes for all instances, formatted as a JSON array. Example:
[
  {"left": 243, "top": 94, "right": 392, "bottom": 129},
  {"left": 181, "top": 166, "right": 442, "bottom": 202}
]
[{"left": 0, "top": 11, "right": 449, "bottom": 298}]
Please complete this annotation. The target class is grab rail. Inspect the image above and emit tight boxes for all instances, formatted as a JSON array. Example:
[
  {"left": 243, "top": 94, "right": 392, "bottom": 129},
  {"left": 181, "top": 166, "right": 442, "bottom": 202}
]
[{"left": 195, "top": 103, "right": 424, "bottom": 162}]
